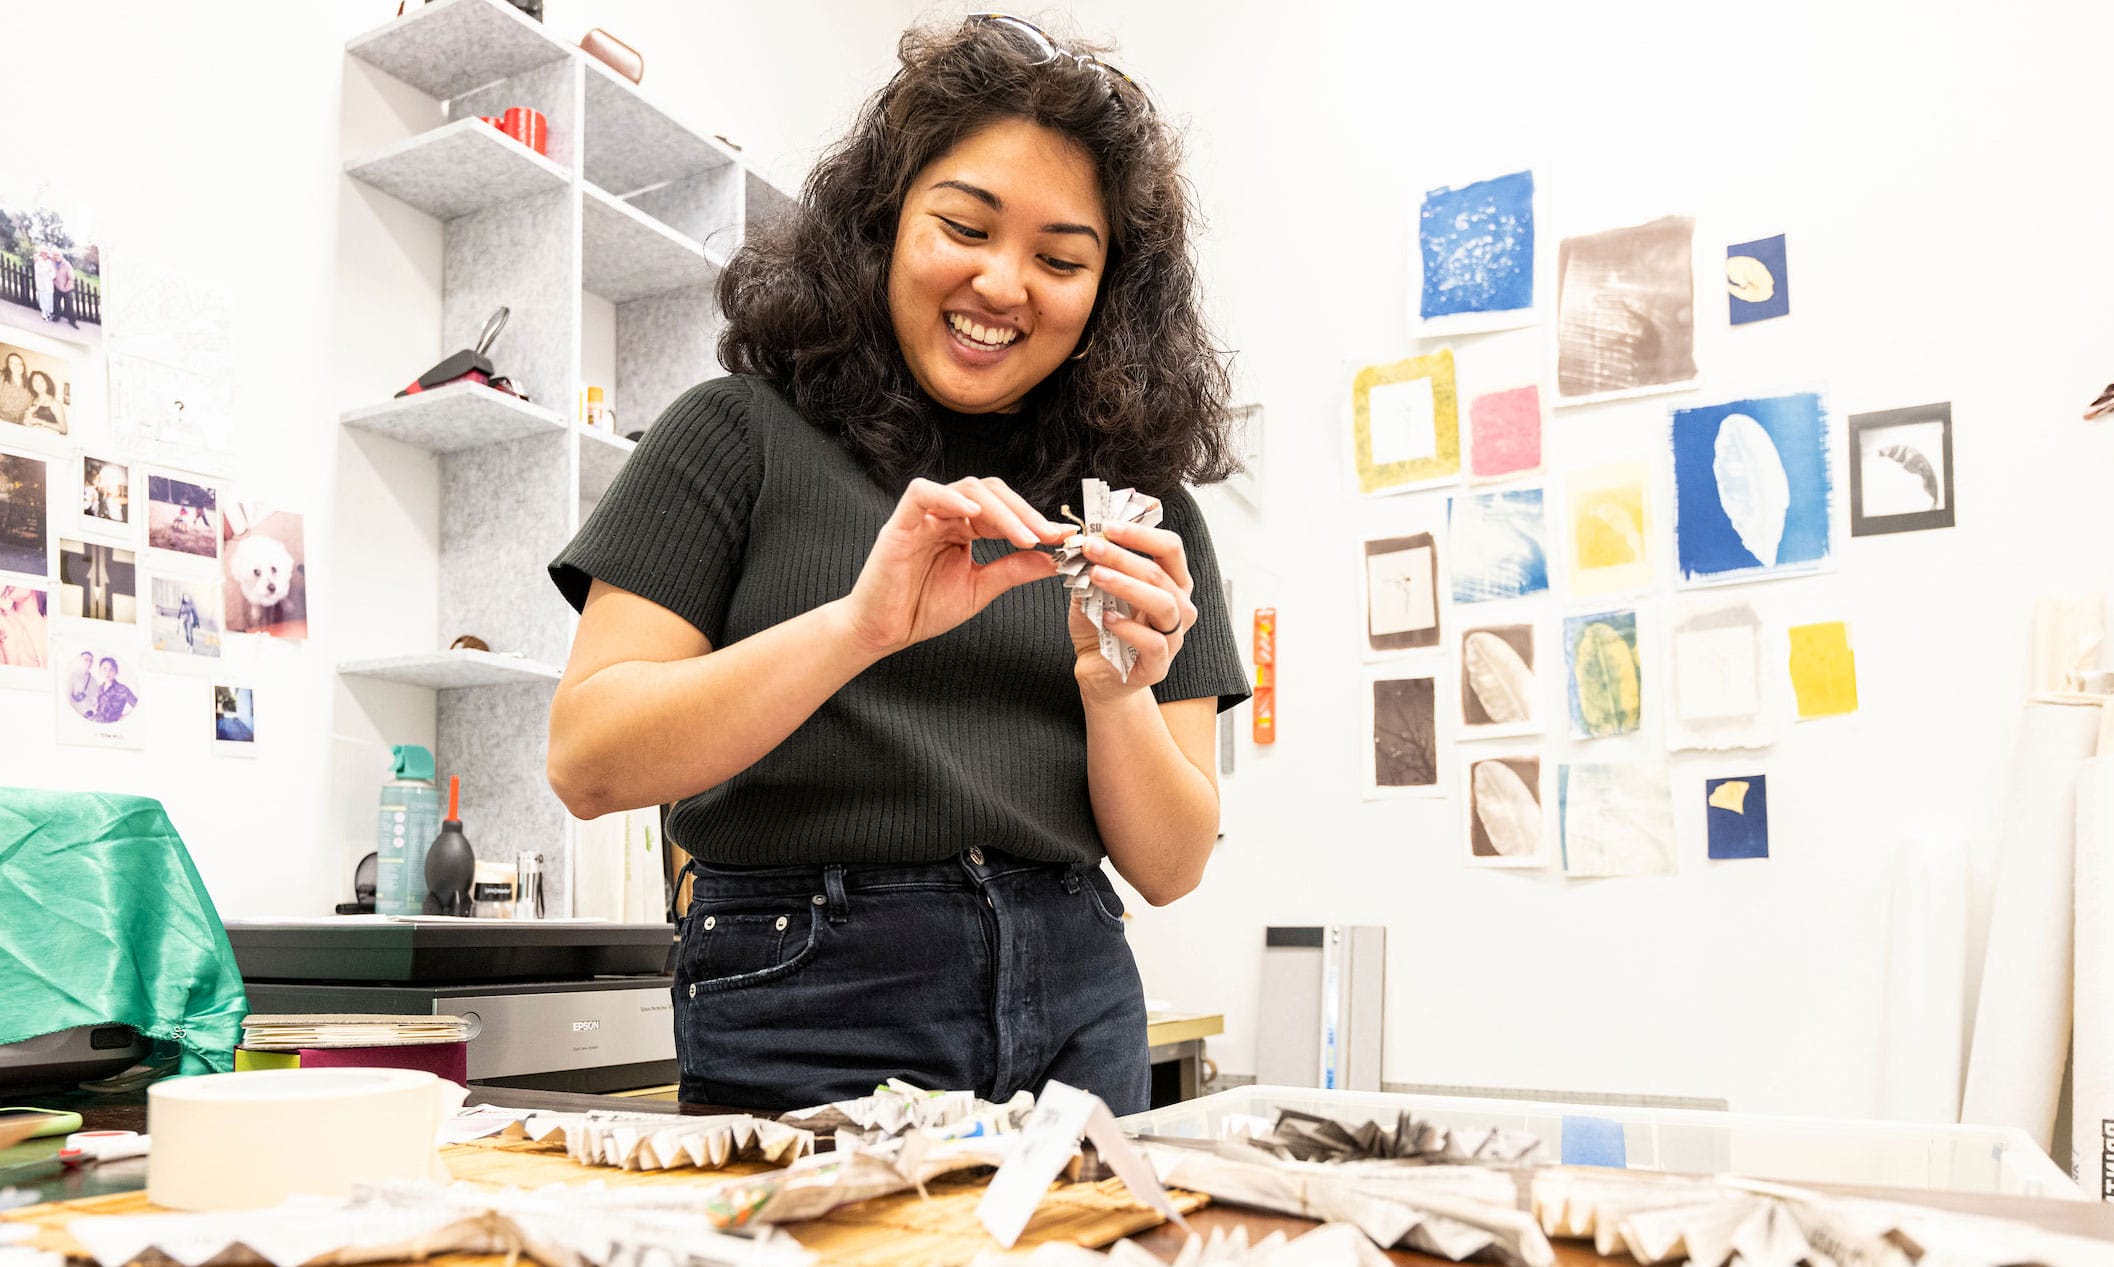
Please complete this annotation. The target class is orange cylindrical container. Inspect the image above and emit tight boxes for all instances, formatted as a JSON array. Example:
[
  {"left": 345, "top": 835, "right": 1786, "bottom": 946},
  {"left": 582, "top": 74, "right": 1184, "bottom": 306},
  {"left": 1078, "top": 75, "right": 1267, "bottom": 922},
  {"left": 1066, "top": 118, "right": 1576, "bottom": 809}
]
[{"left": 1252, "top": 607, "right": 1276, "bottom": 744}]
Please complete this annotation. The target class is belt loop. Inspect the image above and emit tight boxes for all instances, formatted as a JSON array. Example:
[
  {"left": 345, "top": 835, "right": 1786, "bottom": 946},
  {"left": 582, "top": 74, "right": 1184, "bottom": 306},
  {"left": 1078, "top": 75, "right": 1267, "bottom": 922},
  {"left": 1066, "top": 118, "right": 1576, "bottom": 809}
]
[
  {"left": 1061, "top": 863, "right": 1083, "bottom": 895},
  {"left": 823, "top": 865, "right": 850, "bottom": 924}
]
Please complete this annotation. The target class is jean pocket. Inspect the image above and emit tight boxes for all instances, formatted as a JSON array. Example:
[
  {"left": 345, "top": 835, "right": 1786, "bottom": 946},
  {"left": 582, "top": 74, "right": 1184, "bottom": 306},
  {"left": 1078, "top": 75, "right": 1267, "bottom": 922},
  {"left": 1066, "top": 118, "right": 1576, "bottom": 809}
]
[
  {"left": 682, "top": 903, "right": 820, "bottom": 992},
  {"left": 1081, "top": 869, "right": 1127, "bottom": 929}
]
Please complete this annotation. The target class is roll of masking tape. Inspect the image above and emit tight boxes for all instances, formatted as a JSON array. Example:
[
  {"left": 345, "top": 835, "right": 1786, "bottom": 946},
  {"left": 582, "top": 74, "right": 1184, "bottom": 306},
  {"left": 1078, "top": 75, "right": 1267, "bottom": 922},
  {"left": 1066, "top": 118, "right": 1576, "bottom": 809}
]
[{"left": 147, "top": 1068, "right": 466, "bottom": 1211}]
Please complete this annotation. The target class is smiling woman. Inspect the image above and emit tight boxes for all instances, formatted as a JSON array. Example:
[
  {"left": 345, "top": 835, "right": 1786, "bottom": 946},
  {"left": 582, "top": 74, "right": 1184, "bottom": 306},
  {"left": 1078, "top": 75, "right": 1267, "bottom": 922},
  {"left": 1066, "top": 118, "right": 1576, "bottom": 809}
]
[{"left": 545, "top": 14, "right": 1249, "bottom": 1117}]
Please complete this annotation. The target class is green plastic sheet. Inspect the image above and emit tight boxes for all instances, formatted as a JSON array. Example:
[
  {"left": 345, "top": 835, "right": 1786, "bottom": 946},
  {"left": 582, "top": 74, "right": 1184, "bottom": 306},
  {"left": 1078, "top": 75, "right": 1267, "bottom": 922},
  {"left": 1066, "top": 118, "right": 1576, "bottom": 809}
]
[{"left": 0, "top": 787, "right": 247, "bottom": 1076}]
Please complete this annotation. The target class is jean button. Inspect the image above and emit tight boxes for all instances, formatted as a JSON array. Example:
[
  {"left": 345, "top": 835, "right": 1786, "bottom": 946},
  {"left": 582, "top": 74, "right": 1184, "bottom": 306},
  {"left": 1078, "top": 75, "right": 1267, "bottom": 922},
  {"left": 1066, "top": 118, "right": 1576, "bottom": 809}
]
[
  {"left": 687, "top": 983, "right": 697, "bottom": 998},
  {"left": 774, "top": 915, "right": 788, "bottom": 931},
  {"left": 968, "top": 846, "right": 985, "bottom": 865},
  {"left": 702, "top": 915, "right": 715, "bottom": 931},
  {"left": 811, "top": 894, "right": 826, "bottom": 906}
]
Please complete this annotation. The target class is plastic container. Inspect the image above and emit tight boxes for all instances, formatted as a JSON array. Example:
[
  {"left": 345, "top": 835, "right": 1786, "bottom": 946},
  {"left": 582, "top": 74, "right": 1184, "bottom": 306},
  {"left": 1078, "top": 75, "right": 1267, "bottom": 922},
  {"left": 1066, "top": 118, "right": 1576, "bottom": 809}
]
[
  {"left": 374, "top": 745, "right": 440, "bottom": 916},
  {"left": 1118, "top": 1085, "right": 2080, "bottom": 1200}
]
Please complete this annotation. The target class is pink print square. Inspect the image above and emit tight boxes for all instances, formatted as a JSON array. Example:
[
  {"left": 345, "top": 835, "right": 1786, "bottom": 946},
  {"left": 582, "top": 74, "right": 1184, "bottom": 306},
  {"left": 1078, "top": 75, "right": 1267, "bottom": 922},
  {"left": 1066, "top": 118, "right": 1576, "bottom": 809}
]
[{"left": 1468, "top": 385, "right": 1542, "bottom": 480}]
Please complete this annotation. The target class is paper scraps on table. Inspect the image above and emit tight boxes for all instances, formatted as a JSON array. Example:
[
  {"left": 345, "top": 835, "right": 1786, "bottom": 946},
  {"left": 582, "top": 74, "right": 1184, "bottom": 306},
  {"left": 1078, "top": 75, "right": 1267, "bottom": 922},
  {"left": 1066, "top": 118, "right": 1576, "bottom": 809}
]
[
  {"left": 979, "top": 1080, "right": 1187, "bottom": 1249},
  {"left": 64, "top": 1182, "right": 817, "bottom": 1267},
  {"left": 1559, "top": 764, "right": 1676, "bottom": 878},
  {"left": 1229, "top": 1109, "right": 1544, "bottom": 1167},
  {"left": 496, "top": 1110, "right": 812, "bottom": 1172},
  {"left": 1788, "top": 621, "right": 1858, "bottom": 719},
  {"left": 1666, "top": 598, "right": 1772, "bottom": 751},
  {"left": 1057, "top": 479, "right": 1164, "bottom": 683},
  {"left": 988, "top": 1221, "right": 1395, "bottom": 1265},
  {"left": 1531, "top": 1167, "right": 2114, "bottom": 1267},
  {"left": 780, "top": 1078, "right": 1031, "bottom": 1141},
  {"left": 1142, "top": 1145, "right": 1554, "bottom": 1267}
]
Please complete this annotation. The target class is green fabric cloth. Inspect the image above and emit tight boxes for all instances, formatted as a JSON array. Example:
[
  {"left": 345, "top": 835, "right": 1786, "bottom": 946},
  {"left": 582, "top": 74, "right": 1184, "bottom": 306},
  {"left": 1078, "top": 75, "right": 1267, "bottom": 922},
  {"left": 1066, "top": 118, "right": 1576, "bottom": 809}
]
[{"left": 0, "top": 787, "right": 247, "bottom": 1076}]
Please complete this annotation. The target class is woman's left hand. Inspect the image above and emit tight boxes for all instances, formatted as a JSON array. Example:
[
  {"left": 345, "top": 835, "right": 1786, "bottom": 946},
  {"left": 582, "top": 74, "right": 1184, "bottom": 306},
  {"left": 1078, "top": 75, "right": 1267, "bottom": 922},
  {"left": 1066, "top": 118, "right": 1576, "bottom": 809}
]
[{"left": 1069, "top": 510, "right": 1198, "bottom": 701}]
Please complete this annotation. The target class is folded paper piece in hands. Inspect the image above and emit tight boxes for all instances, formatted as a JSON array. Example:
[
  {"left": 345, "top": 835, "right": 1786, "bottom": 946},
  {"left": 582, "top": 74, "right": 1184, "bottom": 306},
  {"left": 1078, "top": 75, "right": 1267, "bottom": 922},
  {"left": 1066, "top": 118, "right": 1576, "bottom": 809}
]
[{"left": 1056, "top": 479, "right": 1164, "bottom": 683}]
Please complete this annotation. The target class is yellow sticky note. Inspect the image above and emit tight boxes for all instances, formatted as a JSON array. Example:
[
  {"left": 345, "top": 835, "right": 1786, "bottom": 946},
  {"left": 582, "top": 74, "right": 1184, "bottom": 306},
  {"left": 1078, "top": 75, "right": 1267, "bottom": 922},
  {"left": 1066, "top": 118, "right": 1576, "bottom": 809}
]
[
  {"left": 1707, "top": 780, "right": 1750, "bottom": 813},
  {"left": 1789, "top": 622, "right": 1858, "bottom": 719}
]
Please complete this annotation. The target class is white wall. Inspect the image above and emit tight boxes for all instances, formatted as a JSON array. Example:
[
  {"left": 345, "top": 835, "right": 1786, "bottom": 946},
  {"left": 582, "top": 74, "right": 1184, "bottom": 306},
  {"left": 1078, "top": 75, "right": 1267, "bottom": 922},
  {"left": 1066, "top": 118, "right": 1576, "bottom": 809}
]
[
  {"left": 9, "top": 0, "right": 2113, "bottom": 1122},
  {"left": 915, "top": 0, "right": 2114, "bottom": 1118}
]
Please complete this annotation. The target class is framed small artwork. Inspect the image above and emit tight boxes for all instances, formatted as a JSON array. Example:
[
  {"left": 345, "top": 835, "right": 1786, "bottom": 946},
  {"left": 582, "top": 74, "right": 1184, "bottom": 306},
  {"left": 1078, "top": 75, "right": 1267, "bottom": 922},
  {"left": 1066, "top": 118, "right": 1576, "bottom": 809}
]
[{"left": 1848, "top": 402, "right": 1953, "bottom": 536}]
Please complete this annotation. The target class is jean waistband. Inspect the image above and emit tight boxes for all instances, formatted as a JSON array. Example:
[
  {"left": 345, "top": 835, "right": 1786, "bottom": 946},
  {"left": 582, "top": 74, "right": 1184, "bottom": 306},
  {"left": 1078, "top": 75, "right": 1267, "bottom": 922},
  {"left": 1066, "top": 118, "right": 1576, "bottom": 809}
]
[{"left": 685, "top": 848, "right": 1093, "bottom": 905}]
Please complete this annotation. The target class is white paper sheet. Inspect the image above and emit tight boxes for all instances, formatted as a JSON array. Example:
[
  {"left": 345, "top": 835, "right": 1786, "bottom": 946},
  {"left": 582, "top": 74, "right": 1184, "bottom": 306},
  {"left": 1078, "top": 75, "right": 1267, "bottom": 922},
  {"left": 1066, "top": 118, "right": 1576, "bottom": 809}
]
[{"left": 2072, "top": 750, "right": 2114, "bottom": 1195}]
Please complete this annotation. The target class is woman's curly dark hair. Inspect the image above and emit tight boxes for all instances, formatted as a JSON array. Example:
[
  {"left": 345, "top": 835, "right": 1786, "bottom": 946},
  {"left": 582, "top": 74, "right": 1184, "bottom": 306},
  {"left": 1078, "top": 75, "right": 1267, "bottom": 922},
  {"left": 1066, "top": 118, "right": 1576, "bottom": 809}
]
[{"left": 717, "top": 17, "right": 1236, "bottom": 506}]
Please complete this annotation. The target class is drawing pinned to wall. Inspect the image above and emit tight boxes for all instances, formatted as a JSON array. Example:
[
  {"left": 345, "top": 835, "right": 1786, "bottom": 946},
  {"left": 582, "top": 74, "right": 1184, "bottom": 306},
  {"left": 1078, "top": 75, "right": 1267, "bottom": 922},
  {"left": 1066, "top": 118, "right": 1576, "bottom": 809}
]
[
  {"left": 1564, "top": 462, "right": 1652, "bottom": 597},
  {"left": 1460, "top": 623, "right": 1541, "bottom": 739},
  {"left": 1466, "top": 385, "right": 1543, "bottom": 482},
  {"left": 1416, "top": 170, "right": 1536, "bottom": 333},
  {"left": 105, "top": 263, "right": 237, "bottom": 467},
  {"left": 1555, "top": 215, "right": 1697, "bottom": 403},
  {"left": 0, "top": 582, "right": 48, "bottom": 677},
  {"left": 1671, "top": 392, "right": 1833, "bottom": 587},
  {"left": 1449, "top": 486, "right": 1547, "bottom": 603},
  {"left": 53, "top": 634, "right": 143, "bottom": 750},
  {"left": 1363, "top": 531, "right": 1441, "bottom": 655},
  {"left": 1726, "top": 234, "right": 1790, "bottom": 325},
  {"left": 57, "top": 538, "right": 136, "bottom": 624},
  {"left": 1366, "top": 668, "right": 1442, "bottom": 799},
  {"left": 0, "top": 185, "right": 104, "bottom": 349},
  {"left": 1788, "top": 620, "right": 1858, "bottom": 720},
  {"left": 1667, "top": 598, "right": 1772, "bottom": 751},
  {"left": 1351, "top": 351, "right": 1460, "bottom": 495},
  {"left": 1849, "top": 402, "right": 1953, "bottom": 536},
  {"left": 1560, "top": 763, "right": 1676, "bottom": 877},
  {"left": 1465, "top": 753, "right": 1547, "bottom": 867},
  {"left": 146, "top": 472, "right": 218, "bottom": 560},
  {"left": 149, "top": 575, "right": 222, "bottom": 659},
  {"left": 1564, "top": 609, "right": 1642, "bottom": 740},
  {"left": 221, "top": 502, "right": 306, "bottom": 640},
  {"left": 0, "top": 449, "right": 49, "bottom": 577},
  {"left": 1705, "top": 774, "right": 1770, "bottom": 860}
]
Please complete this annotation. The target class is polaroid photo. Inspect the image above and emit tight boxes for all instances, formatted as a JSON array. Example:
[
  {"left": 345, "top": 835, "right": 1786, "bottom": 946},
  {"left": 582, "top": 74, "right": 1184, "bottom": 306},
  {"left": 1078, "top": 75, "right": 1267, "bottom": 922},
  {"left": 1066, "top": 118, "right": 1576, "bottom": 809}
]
[
  {"left": 145, "top": 470, "right": 219, "bottom": 560},
  {"left": 213, "top": 683, "right": 256, "bottom": 755},
  {"left": 53, "top": 632, "right": 144, "bottom": 749},
  {"left": 0, "top": 186, "right": 104, "bottom": 349},
  {"left": 0, "top": 447, "right": 50, "bottom": 578},
  {"left": 0, "top": 581, "right": 50, "bottom": 686},
  {"left": 149, "top": 573, "right": 222, "bottom": 659},
  {"left": 0, "top": 331, "right": 79, "bottom": 443},
  {"left": 57, "top": 537, "right": 137, "bottom": 623},
  {"left": 221, "top": 502, "right": 307, "bottom": 639},
  {"left": 79, "top": 453, "right": 133, "bottom": 537}
]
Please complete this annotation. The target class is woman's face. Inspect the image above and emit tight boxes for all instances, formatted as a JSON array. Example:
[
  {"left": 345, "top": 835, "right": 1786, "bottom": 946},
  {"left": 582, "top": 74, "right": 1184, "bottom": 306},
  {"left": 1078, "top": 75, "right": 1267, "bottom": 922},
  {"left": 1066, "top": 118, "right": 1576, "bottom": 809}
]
[
  {"left": 28, "top": 372, "right": 52, "bottom": 398},
  {"left": 888, "top": 117, "right": 1109, "bottom": 414},
  {"left": 4, "top": 354, "right": 24, "bottom": 382}
]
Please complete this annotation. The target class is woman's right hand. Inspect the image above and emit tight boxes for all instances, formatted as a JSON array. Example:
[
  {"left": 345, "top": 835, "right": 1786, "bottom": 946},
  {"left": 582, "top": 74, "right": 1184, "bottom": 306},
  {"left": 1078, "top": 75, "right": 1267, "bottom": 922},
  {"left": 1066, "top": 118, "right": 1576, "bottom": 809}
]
[{"left": 838, "top": 476, "right": 1068, "bottom": 655}]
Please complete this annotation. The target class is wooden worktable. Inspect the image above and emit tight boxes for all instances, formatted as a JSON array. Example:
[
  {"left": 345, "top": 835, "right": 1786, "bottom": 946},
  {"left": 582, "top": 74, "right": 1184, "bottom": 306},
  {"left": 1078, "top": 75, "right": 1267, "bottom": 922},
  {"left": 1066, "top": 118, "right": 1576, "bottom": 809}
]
[{"left": 6, "top": 1085, "right": 2110, "bottom": 1264}]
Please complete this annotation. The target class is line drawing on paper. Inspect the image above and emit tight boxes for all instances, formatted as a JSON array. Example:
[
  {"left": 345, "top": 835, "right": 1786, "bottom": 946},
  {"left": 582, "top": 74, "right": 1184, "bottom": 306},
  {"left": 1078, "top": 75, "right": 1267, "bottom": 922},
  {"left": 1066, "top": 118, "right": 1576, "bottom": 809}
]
[
  {"left": 1460, "top": 623, "right": 1541, "bottom": 739},
  {"left": 1448, "top": 486, "right": 1548, "bottom": 604},
  {"left": 1555, "top": 215, "right": 1697, "bottom": 403},
  {"left": 1364, "top": 531, "right": 1441, "bottom": 655},
  {"left": 1465, "top": 754, "right": 1546, "bottom": 867},
  {"left": 1559, "top": 763, "right": 1676, "bottom": 877},
  {"left": 1671, "top": 392, "right": 1833, "bottom": 587},
  {"left": 1564, "top": 608, "right": 1642, "bottom": 740},
  {"left": 1848, "top": 402, "right": 1953, "bottom": 536},
  {"left": 1367, "top": 669, "right": 1442, "bottom": 799},
  {"left": 1418, "top": 170, "right": 1535, "bottom": 330},
  {"left": 1352, "top": 351, "right": 1460, "bottom": 495},
  {"left": 1666, "top": 597, "right": 1772, "bottom": 751}
]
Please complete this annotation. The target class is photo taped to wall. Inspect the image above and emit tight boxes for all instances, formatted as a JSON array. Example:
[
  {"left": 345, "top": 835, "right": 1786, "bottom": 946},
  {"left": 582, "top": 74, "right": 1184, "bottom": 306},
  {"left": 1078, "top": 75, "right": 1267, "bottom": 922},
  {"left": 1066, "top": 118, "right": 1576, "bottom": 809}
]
[
  {"left": 0, "top": 448, "right": 48, "bottom": 577},
  {"left": 1556, "top": 215, "right": 1697, "bottom": 403},
  {"left": 1363, "top": 531, "right": 1441, "bottom": 655},
  {"left": 0, "top": 334, "right": 76, "bottom": 438},
  {"left": 1849, "top": 402, "right": 1953, "bottom": 536},
  {"left": 146, "top": 471, "right": 219, "bottom": 559},
  {"left": 1366, "top": 667, "right": 1443, "bottom": 798},
  {"left": 57, "top": 537, "right": 136, "bottom": 623}
]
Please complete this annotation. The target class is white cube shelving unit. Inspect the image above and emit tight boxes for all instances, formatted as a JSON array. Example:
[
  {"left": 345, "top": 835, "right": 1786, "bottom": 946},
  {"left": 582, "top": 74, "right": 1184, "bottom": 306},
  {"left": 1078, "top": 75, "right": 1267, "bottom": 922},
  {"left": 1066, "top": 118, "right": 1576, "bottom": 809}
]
[{"left": 337, "top": 0, "right": 792, "bottom": 911}]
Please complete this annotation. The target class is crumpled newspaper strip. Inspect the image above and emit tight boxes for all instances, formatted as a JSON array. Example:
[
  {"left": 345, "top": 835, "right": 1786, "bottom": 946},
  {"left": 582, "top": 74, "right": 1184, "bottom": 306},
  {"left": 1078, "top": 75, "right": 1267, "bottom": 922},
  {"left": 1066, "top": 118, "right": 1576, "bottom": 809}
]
[
  {"left": 1055, "top": 478, "right": 1164, "bottom": 683},
  {"left": 974, "top": 1220, "right": 1395, "bottom": 1265},
  {"left": 1234, "top": 1109, "right": 1544, "bottom": 1167},
  {"left": 777, "top": 1079, "right": 1033, "bottom": 1142},
  {"left": 63, "top": 1182, "right": 815, "bottom": 1267},
  {"left": 499, "top": 1110, "right": 812, "bottom": 1172},
  {"left": 1531, "top": 1168, "right": 2114, "bottom": 1267},
  {"left": 1143, "top": 1143, "right": 1553, "bottom": 1267},
  {"left": 699, "top": 1131, "right": 1017, "bottom": 1229}
]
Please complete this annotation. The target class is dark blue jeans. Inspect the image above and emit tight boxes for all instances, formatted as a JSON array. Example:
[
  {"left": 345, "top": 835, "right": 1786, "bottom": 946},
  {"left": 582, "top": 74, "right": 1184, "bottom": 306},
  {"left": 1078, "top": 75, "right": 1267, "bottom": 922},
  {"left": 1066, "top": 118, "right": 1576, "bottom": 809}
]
[{"left": 673, "top": 847, "right": 1150, "bottom": 1115}]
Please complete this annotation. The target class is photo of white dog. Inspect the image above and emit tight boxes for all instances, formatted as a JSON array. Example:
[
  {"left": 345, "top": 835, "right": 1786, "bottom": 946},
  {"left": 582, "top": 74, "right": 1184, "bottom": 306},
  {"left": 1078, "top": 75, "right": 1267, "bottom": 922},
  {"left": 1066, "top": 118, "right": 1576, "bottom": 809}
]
[{"left": 220, "top": 502, "right": 307, "bottom": 639}]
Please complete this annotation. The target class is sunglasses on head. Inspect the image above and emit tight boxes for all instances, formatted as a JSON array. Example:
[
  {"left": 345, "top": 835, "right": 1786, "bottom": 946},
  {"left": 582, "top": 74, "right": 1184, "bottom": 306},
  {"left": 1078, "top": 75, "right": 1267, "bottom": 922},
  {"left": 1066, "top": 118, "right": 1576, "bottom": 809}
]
[{"left": 966, "top": 13, "right": 1154, "bottom": 115}]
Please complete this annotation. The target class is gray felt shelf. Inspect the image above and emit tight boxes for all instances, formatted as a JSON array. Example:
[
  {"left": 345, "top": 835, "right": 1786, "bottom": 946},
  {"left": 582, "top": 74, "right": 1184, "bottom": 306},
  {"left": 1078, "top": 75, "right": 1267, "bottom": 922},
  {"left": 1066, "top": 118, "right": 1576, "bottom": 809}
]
[
  {"left": 578, "top": 426, "right": 636, "bottom": 503},
  {"left": 581, "top": 59, "right": 739, "bottom": 196},
  {"left": 341, "top": 382, "right": 566, "bottom": 453},
  {"left": 582, "top": 184, "right": 721, "bottom": 303},
  {"left": 346, "top": 0, "right": 573, "bottom": 101},
  {"left": 346, "top": 119, "right": 570, "bottom": 222},
  {"left": 339, "top": 650, "right": 564, "bottom": 690}
]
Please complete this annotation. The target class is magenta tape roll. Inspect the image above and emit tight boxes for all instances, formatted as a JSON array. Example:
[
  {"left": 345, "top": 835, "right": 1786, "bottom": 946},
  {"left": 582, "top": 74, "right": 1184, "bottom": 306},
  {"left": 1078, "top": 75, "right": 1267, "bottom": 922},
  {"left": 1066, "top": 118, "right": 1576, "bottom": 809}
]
[{"left": 296, "top": 1042, "right": 468, "bottom": 1087}]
